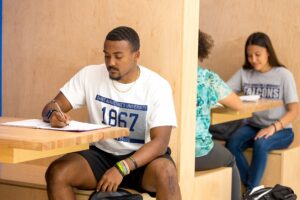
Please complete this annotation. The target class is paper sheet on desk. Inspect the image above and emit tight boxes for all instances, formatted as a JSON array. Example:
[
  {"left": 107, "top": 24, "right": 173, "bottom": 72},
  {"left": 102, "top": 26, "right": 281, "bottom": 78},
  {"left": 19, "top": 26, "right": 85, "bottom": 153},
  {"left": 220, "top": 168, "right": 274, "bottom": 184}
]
[
  {"left": 240, "top": 95, "right": 260, "bottom": 102},
  {"left": 211, "top": 102, "right": 224, "bottom": 108},
  {"left": 0, "top": 119, "right": 109, "bottom": 132}
]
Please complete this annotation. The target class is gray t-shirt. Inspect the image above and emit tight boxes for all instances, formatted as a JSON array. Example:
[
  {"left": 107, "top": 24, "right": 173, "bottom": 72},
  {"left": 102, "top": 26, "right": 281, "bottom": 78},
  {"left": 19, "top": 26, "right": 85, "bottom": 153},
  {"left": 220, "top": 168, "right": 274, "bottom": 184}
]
[{"left": 227, "top": 67, "right": 298, "bottom": 128}]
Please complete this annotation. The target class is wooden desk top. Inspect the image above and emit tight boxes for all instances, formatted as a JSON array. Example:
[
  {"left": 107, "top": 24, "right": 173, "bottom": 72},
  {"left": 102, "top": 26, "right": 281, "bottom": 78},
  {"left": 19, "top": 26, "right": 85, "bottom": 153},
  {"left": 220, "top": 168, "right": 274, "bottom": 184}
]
[
  {"left": 211, "top": 99, "right": 283, "bottom": 125},
  {"left": 0, "top": 117, "right": 129, "bottom": 163}
]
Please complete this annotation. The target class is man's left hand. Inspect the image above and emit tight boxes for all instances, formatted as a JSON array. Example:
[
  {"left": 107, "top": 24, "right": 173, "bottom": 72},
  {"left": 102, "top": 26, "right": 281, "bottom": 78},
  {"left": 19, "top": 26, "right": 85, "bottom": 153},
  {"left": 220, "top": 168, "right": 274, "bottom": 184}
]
[{"left": 96, "top": 166, "right": 123, "bottom": 192}]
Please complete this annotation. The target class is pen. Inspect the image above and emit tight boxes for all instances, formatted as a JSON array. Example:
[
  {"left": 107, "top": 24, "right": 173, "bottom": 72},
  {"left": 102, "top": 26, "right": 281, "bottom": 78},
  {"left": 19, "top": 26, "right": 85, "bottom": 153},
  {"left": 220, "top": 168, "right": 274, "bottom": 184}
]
[{"left": 53, "top": 100, "right": 69, "bottom": 125}]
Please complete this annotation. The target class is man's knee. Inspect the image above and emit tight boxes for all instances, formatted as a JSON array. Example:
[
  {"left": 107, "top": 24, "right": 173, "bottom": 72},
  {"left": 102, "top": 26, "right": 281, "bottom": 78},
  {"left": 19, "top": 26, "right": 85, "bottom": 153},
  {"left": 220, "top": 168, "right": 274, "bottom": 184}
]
[
  {"left": 220, "top": 146, "right": 237, "bottom": 167},
  {"left": 45, "top": 160, "right": 69, "bottom": 185},
  {"left": 152, "top": 158, "right": 178, "bottom": 183},
  {"left": 227, "top": 153, "right": 237, "bottom": 167}
]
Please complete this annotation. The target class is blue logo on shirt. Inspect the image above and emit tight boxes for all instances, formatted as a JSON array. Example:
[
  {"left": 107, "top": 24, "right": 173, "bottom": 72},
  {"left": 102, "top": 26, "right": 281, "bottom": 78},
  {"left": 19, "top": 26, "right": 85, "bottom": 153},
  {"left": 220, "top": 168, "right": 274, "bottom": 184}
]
[{"left": 243, "top": 83, "right": 280, "bottom": 99}]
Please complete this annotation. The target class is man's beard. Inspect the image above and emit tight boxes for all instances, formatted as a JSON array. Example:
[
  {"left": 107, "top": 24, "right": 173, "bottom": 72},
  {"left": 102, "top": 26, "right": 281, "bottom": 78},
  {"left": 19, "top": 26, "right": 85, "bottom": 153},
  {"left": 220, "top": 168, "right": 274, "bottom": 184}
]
[
  {"left": 109, "top": 74, "right": 121, "bottom": 81},
  {"left": 108, "top": 66, "right": 121, "bottom": 81}
]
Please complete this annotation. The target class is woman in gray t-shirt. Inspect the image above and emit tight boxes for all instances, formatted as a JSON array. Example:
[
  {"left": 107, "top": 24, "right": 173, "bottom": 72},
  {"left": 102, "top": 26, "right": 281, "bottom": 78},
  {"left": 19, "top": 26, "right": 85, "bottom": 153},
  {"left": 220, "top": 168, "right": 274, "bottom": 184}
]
[{"left": 226, "top": 32, "right": 299, "bottom": 191}]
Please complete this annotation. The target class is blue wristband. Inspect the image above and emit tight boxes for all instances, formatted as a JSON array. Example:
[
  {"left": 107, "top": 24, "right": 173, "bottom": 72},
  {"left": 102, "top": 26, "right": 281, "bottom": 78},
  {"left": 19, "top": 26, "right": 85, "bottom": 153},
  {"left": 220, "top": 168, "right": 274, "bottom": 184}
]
[{"left": 46, "top": 109, "right": 57, "bottom": 120}]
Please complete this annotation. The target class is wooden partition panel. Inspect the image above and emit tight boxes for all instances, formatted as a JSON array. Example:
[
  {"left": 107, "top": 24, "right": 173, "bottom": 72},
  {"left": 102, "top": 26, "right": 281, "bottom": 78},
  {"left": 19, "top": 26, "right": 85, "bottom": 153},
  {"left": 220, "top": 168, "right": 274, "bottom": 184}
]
[
  {"left": 3, "top": 0, "right": 199, "bottom": 198},
  {"left": 199, "top": 0, "right": 300, "bottom": 144},
  {"left": 3, "top": 0, "right": 184, "bottom": 152},
  {"left": 3, "top": 0, "right": 184, "bottom": 119}
]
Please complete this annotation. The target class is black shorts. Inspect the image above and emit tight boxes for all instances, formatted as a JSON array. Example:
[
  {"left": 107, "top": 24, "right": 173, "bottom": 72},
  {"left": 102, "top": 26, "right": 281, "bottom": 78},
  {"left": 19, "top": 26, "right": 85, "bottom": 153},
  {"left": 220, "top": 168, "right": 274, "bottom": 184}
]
[{"left": 77, "top": 145, "right": 174, "bottom": 197}]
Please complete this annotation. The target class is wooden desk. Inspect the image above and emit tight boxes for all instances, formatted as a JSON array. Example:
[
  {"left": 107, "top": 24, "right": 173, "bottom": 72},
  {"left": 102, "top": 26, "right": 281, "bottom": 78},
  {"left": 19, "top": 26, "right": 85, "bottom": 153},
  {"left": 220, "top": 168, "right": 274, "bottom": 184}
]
[
  {"left": 211, "top": 99, "right": 283, "bottom": 125},
  {"left": 0, "top": 117, "right": 129, "bottom": 163}
]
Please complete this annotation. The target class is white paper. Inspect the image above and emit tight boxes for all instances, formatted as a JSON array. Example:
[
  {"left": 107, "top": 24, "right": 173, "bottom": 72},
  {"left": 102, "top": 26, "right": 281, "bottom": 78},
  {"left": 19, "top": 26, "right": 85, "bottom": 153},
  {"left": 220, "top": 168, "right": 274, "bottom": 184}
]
[
  {"left": 240, "top": 95, "right": 260, "bottom": 102},
  {"left": 0, "top": 119, "right": 108, "bottom": 132},
  {"left": 211, "top": 102, "right": 224, "bottom": 108}
]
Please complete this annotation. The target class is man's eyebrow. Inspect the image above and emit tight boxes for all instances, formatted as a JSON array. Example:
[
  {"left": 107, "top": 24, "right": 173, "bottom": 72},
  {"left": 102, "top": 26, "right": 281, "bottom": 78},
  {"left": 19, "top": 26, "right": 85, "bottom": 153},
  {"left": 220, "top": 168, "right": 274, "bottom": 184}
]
[{"left": 103, "top": 50, "right": 123, "bottom": 55}]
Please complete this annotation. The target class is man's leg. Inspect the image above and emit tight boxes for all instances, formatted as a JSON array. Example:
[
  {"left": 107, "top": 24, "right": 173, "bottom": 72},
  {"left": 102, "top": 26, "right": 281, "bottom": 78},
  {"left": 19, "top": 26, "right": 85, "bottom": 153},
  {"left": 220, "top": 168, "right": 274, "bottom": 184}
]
[
  {"left": 45, "top": 153, "right": 97, "bottom": 200},
  {"left": 141, "top": 157, "right": 181, "bottom": 200}
]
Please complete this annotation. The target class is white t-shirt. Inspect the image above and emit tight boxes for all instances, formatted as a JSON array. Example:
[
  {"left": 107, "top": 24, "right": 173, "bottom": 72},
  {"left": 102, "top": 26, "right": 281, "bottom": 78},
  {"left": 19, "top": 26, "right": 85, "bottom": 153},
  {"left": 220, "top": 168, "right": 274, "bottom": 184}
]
[{"left": 61, "top": 64, "right": 177, "bottom": 155}]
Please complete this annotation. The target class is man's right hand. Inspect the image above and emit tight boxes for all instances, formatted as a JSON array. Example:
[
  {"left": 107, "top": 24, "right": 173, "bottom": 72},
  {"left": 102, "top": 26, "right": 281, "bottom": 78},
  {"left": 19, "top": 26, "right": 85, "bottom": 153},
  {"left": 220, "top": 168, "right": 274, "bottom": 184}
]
[
  {"left": 49, "top": 111, "right": 70, "bottom": 128},
  {"left": 42, "top": 92, "right": 73, "bottom": 126}
]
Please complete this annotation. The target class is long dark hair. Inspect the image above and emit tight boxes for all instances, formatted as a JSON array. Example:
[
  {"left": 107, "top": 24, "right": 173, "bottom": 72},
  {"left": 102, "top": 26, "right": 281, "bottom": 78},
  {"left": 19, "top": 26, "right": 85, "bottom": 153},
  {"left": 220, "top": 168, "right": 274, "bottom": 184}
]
[{"left": 243, "top": 32, "right": 285, "bottom": 69}]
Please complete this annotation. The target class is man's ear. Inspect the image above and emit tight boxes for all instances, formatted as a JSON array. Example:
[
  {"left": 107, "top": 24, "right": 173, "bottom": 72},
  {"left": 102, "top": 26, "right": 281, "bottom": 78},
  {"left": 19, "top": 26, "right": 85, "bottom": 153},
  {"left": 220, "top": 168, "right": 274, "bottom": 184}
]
[{"left": 134, "top": 50, "right": 140, "bottom": 60}]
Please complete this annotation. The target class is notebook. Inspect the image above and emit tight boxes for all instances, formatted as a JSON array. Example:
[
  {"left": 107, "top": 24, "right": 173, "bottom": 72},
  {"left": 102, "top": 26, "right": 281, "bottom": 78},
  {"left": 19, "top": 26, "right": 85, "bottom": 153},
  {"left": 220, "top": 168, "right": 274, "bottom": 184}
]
[{"left": 0, "top": 119, "right": 108, "bottom": 132}]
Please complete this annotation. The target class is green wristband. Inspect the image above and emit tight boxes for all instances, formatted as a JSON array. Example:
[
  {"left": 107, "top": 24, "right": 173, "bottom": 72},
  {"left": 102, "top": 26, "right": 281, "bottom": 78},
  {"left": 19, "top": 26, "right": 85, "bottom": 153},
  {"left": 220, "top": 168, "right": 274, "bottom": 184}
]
[{"left": 114, "top": 163, "right": 125, "bottom": 177}]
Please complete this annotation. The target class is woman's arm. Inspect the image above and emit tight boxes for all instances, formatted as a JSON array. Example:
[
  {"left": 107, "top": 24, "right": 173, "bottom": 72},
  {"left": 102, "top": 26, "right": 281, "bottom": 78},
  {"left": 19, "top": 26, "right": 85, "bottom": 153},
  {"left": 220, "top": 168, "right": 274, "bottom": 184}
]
[
  {"left": 255, "top": 102, "right": 299, "bottom": 140},
  {"left": 274, "top": 102, "right": 299, "bottom": 131}
]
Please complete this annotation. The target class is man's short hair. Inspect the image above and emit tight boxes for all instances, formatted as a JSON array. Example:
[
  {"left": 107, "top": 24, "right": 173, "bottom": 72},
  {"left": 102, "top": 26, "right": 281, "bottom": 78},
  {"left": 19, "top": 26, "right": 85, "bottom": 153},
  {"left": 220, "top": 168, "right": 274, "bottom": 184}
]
[{"left": 106, "top": 26, "right": 140, "bottom": 52}]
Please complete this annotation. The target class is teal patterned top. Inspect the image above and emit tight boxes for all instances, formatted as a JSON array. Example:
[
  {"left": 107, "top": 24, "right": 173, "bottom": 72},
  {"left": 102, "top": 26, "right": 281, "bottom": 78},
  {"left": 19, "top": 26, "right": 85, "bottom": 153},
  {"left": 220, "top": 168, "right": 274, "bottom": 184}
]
[{"left": 196, "top": 67, "right": 231, "bottom": 157}]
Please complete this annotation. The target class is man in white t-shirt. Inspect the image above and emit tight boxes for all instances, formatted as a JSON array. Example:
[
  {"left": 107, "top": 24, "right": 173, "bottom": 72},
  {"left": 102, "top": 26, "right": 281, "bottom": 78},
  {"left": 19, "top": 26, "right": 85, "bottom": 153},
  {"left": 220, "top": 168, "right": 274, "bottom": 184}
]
[{"left": 42, "top": 26, "right": 181, "bottom": 200}]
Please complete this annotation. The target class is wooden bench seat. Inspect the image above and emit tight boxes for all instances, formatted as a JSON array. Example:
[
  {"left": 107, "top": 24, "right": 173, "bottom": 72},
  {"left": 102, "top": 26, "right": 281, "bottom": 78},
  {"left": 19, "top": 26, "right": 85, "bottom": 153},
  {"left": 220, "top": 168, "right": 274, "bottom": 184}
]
[
  {"left": 0, "top": 180, "right": 93, "bottom": 200},
  {"left": 193, "top": 167, "right": 232, "bottom": 200},
  {"left": 0, "top": 156, "right": 154, "bottom": 200},
  {"left": 244, "top": 145, "right": 300, "bottom": 195},
  {"left": 0, "top": 155, "right": 234, "bottom": 200}
]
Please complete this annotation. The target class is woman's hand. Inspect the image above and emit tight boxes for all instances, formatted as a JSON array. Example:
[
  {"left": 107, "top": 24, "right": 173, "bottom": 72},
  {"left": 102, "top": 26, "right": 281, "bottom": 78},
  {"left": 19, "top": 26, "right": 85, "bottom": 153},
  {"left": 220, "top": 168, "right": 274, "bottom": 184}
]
[{"left": 254, "top": 125, "right": 275, "bottom": 140}]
